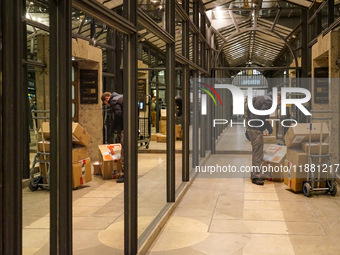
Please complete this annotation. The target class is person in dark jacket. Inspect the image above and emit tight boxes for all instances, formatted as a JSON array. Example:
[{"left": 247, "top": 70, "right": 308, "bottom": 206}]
[
  {"left": 101, "top": 92, "right": 125, "bottom": 183},
  {"left": 246, "top": 92, "right": 280, "bottom": 185},
  {"left": 102, "top": 92, "right": 123, "bottom": 143}
]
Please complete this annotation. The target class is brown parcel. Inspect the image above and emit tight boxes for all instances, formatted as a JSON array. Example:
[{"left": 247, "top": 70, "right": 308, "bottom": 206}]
[
  {"left": 72, "top": 122, "right": 91, "bottom": 147},
  {"left": 263, "top": 145, "right": 286, "bottom": 182},
  {"left": 301, "top": 142, "right": 329, "bottom": 155},
  {"left": 72, "top": 157, "right": 92, "bottom": 189},
  {"left": 98, "top": 144, "right": 123, "bottom": 179},
  {"left": 39, "top": 147, "right": 89, "bottom": 184},
  {"left": 160, "top": 119, "right": 166, "bottom": 134},
  {"left": 39, "top": 122, "right": 50, "bottom": 140},
  {"left": 39, "top": 122, "right": 91, "bottom": 147},
  {"left": 285, "top": 148, "right": 328, "bottom": 192},
  {"left": 37, "top": 141, "right": 50, "bottom": 152},
  {"left": 284, "top": 123, "right": 329, "bottom": 148}
]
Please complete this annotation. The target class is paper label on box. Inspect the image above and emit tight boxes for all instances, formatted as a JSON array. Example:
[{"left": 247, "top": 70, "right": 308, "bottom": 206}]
[
  {"left": 103, "top": 152, "right": 121, "bottom": 160},
  {"left": 292, "top": 135, "right": 305, "bottom": 144},
  {"left": 80, "top": 160, "right": 86, "bottom": 184}
]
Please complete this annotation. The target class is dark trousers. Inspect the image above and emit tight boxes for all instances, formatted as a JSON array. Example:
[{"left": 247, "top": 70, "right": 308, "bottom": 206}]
[{"left": 248, "top": 128, "right": 264, "bottom": 180}]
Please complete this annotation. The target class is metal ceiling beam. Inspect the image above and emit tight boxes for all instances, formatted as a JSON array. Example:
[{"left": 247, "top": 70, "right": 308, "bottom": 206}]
[
  {"left": 212, "top": 66, "right": 301, "bottom": 70},
  {"left": 72, "top": 0, "right": 136, "bottom": 34},
  {"left": 280, "top": 0, "right": 309, "bottom": 8},
  {"left": 255, "top": 35, "right": 285, "bottom": 47},
  {"left": 253, "top": 41, "right": 282, "bottom": 52},
  {"left": 137, "top": 9, "right": 175, "bottom": 44},
  {"left": 285, "top": 21, "right": 301, "bottom": 40},
  {"left": 229, "top": 10, "right": 239, "bottom": 32},
  {"left": 24, "top": 18, "right": 49, "bottom": 31},
  {"left": 214, "top": 27, "right": 299, "bottom": 68},
  {"left": 271, "top": 8, "right": 281, "bottom": 31}
]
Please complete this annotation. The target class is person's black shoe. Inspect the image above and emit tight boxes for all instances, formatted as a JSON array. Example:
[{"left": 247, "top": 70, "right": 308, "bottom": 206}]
[
  {"left": 252, "top": 178, "right": 264, "bottom": 186},
  {"left": 116, "top": 175, "right": 124, "bottom": 183}
]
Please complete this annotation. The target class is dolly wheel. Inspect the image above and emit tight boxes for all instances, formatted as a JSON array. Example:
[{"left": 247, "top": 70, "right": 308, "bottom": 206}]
[
  {"left": 29, "top": 181, "right": 39, "bottom": 191},
  {"left": 303, "top": 182, "right": 312, "bottom": 197},
  {"left": 331, "top": 185, "right": 337, "bottom": 196}
]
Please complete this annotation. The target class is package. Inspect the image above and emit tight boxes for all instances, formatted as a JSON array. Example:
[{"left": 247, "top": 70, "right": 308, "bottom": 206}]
[
  {"left": 263, "top": 145, "right": 286, "bottom": 182},
  {"left": 286, "top": 148, "right": 308, "bottom": 165},
  {"left": 38, "top": 146, "right": 88, "bottom": 163},
  {"left": 38, "top": 122, "right": 91, "bottom": 147},
  {"left": 72, "top": 147, "right": 89, "bottom": 163},
  {"left": 93, "top": 161, "right": 102, "bottom": 175},
  {"left": 72, "top": 122, "right": 91, "bottom": 147},
  {"left": 284, "top": 159, "right": 305, "bottom": 192},
  {"left": 157, "top": 134, "right": 167, "bottom": 143},
  {"left": 160, "top": 120, "right": 166, "bottom": 134},
  {"left": 302, "top": 142, "right": 329, "bottom": 155},
  {"left": 39, "top": 158, "right": 50, "bottom": 184},
  {"left": 161, "top": 109, "right": 166, "bottom": 120},
  {"left": 98, "top": 144, "right": 123, "bottom": 179},
  {"left": 73, "top": 157, "right": 92, "bottom": 189},
  {"left": 175, "top": 124, "right": 182, "bottom": 140},
  {"left": 263, "top": 136, "right": 276, "bottom": 144},
  {"left": 151, "top": 134, "right": 158, "bottom": 141},
  {"left": 284, "top": 123, "right": 329, "bottom": 148},
  {"left": 37, "top": 141, "right": 50, "bottom": 152},
  {"left": 285, "top": 149, "right": 329, "bottom": 192},
  {"left": 39, "top": 122, "right": 50, "bottom": 140}
]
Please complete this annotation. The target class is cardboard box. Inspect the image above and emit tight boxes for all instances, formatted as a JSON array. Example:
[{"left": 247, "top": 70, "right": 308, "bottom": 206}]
[
  {"left": 284, "top": 159, "right": 305, "bottom": 192},
  {"left": 286, "top": 148, "right": 308, "bottom": 165},
  {"left": 98, "top": 144, "right": 123, "bottom": 179},
  {"left": 72, "top": 147, "right": 89, "bottom": 163},
  {"left": 263, "top": 136, "right": 276, "bottom": 144},
  {"left": 284, "top": 123, "right": 329, "bottom": 148},
  {"left": 39, "top": 159, "right": 50, "bottom": 184},
  {"left": 37, "top": 141, "right": 50, "bottom": 152},
  {"left": 161, "top": 109, "right": 166, "bottom": 120},
  {"left": 175, "top": 124, "right": 182, "bottom": 140},
  {"left": 263, "top": 145, "right": 286, "bottom": 182},
  {"left": 93, "top": 161, "right": 102, "bottom": 175},
  {"left": 38, "top": 148, "right": 89, "bottom": 184},
  {"left": 157, "top": 134, "right": 167, "bottom": 143},
  {"left": 72, "top": 122, "right": 91, "bottom": 147},
  {"left": 39, "top": 122, "right": 91, "bottom": 147},
  {"left": 160, "top": 120, "right": 166, "bottom": 134},
  {"left": 285, "top": 148, "right": 329, "bottom": 192},
  {"left": 302, "top": 142, "right": 329, "bottom": 155},
  {"left": 151, "top": 133, "right": 158, "bottom": 141},
  {"left": 39, "top": 122, "right": 50, "bottom": 140},
  {"left": 73, "top": 157, "right": 92, "bottom": 189}
]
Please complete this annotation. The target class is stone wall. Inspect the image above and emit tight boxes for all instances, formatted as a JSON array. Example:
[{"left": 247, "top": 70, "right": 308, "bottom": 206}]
[
  {"left": 312, "top": 31, "right": 340, "bottom": 164},
  {"left": 72, "top": 38, "right": 103, "bottom": 162}
]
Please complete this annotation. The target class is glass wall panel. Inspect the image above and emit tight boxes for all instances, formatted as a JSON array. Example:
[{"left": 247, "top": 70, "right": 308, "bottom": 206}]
[
  {"left": 175, "top": 66, "right": 183, "bottom": 190},
  {"left": 23, "top": 1, "right": 50, "bottom": 253},
  {"left": 137, "top": 28, "right": 167, "bottom": 239},
  {"left": 138, "top": 0, "right": 166, "bottom": 29}
]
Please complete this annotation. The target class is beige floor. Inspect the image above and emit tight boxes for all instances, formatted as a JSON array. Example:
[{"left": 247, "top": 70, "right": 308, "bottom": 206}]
[
  {"left": 147, "top": 128, "right": 340, "bottom": 255},
  {"left": 23, "top": 152, "right": 183, "bottom": 255},
  {"left": 24, "top": 126, "right": 340, "bottom": 254}
]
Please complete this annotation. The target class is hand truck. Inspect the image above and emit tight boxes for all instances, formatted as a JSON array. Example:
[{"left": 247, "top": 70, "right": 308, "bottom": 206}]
[
  {"left": 29, "top": 109, "right": 50, "bottom": 191},
  {"left": 303, "top": 110, "right": 337, "bottom": 197}
]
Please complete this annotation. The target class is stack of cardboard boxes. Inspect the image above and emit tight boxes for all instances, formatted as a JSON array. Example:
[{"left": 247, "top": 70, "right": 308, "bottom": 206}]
[
  {"left": 152, "top": 109, "right": 182, "bottom": 143},
  {"left": 284, "top": 123, "right": 329, "bottom": 192},
  {"left": 39, "top": 122, "right": 92, "bottom": 189}
]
